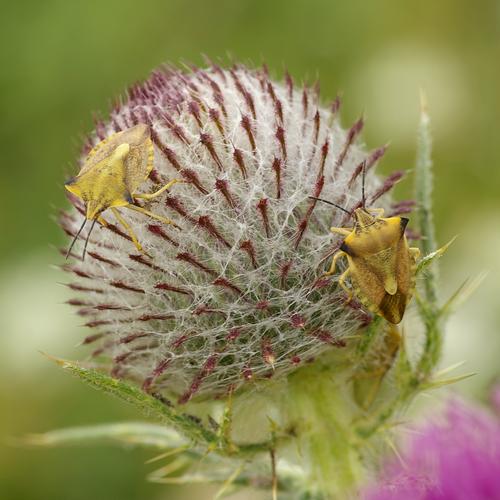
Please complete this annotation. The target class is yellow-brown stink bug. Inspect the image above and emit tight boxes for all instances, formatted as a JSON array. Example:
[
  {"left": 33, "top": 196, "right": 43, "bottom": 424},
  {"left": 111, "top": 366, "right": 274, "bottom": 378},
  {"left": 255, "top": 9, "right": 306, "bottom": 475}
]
[
  {"left": 65, "top": 124, "right": 182, "bottom": 259},
  {"left": 311, "top": 166, "right": 420, "bottom": 324}
]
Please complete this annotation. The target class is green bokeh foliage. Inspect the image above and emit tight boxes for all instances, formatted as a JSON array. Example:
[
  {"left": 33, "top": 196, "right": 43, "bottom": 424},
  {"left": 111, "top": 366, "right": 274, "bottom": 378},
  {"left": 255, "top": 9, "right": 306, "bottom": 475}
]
[{"left": 0, "top": 1, "right": 498, "bottom": 499}]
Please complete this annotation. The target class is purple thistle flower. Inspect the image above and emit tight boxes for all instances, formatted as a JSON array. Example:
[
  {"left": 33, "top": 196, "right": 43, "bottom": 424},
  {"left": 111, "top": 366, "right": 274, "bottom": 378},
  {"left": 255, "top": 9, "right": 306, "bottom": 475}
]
[{"left": 363, "top": 398, "right": 500, "bottom": 500}]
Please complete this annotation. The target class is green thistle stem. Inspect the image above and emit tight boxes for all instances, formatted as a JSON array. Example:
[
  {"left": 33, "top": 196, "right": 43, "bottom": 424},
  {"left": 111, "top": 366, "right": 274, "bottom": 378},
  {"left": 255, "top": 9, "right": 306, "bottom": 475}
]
[
  {"left": 287, "top": 360, "right": 364, "bottom": 499},
  {"left": 415, "top": 92, "right": 438, "bottom": 306},
  {"left": 415, "top": 93, "right": 443, "bottom": 378}
]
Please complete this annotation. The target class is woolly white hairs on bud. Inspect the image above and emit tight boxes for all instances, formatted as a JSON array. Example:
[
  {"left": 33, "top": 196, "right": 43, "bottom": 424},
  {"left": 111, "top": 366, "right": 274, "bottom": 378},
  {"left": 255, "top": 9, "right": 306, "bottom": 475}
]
[{"left": 61, "top": 64, "right": 403, "bottom": 404}]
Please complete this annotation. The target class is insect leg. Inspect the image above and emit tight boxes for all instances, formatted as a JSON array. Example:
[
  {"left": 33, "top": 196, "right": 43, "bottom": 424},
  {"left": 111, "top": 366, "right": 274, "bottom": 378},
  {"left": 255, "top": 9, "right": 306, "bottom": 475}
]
[
  {"left": 97, "top": 215, "right": 109, "bottom": 226},
  {"left": 134, "top": 179, "right": 185, "bottom": 200},
  {"left": 330, "top": 227, "right": 352, "bottom": 236},
  {"left": 324, "top": 250, "right": 347, "bottom": 276},
  {"left": 125, "top": 204, "right": 181, "bottom": 229},
  {"left": 338, "top": 268, "right": 353, "bottom": 302},
  {"left": 409, "top": 247, "right": 421, "bottom": 261},
  {"left": 110, "top": 207, "right": 144, "bottom": 252}
]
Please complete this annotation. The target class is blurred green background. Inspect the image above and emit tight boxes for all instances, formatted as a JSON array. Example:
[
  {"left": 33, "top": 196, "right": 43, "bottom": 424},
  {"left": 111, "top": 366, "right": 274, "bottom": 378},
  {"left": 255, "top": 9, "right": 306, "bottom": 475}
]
[{"left": 1, "top": 0, "right": 499, "bottom": 498}]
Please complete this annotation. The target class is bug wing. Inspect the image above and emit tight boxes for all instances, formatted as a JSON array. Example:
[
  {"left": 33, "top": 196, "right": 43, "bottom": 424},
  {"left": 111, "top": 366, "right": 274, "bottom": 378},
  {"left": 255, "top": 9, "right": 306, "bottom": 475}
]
[
  {"left": 77, "top": 125, "right": 153, "bottom": 191},
  {"left": 77, "top": 131, "right": 124, "bottom": 177},
  {"left": 349, "top": 257, "right": 388, "bottom": 316},
  {"left": 351, "top": 237, "right": 413, "bottom": 324},
  {"left": 395, "top": 235, "right": 413, "bottom": 298},
  {"left": 123, "top": 135, "right": 154, "bottom": 193},
  {"left": 378, "top": 292, "right": 407, "bottom": 324}
]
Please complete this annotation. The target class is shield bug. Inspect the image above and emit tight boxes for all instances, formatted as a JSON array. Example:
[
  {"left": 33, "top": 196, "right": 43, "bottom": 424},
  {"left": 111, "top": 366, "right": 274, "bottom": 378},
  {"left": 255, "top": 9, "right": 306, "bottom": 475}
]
[
  {"left": 310, "top": 164, "right": 420, "bottom": 324},
  {"left": 65, "top": 124, "right": 183, "bottom": 259}
]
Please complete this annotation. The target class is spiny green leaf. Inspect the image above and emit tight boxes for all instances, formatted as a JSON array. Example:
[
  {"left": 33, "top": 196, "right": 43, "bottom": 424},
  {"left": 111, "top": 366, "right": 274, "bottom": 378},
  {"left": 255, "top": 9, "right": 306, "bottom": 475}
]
[
  {"left": 43, "top": 353, "right": 276, "bottom": 457},
  {"left": 432, "top": 361, "right": 465, "bottom": 378},
  {"left": 420, "top": 372, "right": 477, "bottom": 391},
  {"left": 417, "top": 236, "right": 458, "bottom": 275},
  {"left": 146, "top": 445, "right": 191, "bottom": 464},
  {"left": 214, "top": 465, "right": 246, "bottom": 499},
  {"left": 147, "top": 456, "right": 192, "bottom": 482},
  {"left": 25, "top": 422, "right": 186, "bottom": 449},
  {"left": 440, "top": 271, "right": 487, "bottom": 316},
  {"left": 42, "top": 353, "right": 216, "bottom": 445}
]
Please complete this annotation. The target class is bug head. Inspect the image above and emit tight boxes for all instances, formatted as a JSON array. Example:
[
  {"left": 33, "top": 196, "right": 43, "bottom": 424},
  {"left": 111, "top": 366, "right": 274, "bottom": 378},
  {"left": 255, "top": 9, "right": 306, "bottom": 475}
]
[
  {"left": 352, "top": 207, "right": 377, "bottom": 228},
  {"left": 64, "top": 182, "right": 132, "bottom": 260}
]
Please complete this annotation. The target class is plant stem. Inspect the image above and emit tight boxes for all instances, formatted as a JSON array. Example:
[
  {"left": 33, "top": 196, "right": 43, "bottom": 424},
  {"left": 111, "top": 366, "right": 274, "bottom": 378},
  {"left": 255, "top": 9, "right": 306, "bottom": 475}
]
[
  {"left": 415, "top": 92, "right": 444, "bottom": 378},
  {"left": 415, "top": 91, "right": 438, "bottom": 306},
  {"left": 286, "top": 361, "right": 364, "bottom": 499}
]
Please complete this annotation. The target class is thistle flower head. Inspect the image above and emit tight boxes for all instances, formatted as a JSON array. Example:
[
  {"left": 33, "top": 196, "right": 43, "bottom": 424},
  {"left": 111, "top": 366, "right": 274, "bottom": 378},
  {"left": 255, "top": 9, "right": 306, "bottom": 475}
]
[{"left": 61, "top": 63, "right": 404, "bottom": 403}]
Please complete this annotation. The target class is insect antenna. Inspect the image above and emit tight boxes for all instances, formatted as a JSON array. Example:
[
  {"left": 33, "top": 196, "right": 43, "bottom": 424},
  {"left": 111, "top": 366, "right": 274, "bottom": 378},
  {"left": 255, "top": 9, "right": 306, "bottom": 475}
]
[
  {"left": 82, "top": 218, "right": 97, "bottom": 261},
  {"left": 66, "top": 218, "right": 87, "bottom": 260},
  {"left": 308, "top": 196, "right": 351, "bottom": 215},
  {"left": 361, "top": 159, "right": 367, "bottom": 209}
]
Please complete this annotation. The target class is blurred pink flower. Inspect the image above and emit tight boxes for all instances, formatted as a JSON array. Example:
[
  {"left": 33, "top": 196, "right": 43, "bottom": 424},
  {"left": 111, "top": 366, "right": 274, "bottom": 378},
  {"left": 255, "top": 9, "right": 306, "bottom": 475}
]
[
  {"left": 363, "top": 398, "right": 500, "bottom": 500},
  {"left": 490, "top": 382, "right": 500, "bottom": 416}
]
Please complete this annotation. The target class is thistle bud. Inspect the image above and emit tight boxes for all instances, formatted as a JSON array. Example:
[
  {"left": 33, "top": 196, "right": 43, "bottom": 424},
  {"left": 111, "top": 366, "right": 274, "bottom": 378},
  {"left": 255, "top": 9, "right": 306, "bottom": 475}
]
[{"left": 61, "top": 64, "right": 398, "bottom": 403}]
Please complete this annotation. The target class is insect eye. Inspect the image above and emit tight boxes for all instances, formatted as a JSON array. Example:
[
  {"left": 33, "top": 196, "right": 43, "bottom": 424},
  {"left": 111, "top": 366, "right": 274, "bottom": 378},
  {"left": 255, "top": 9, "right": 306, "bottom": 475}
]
[
  {"left": 400, "top": 218, "right": 409, "bottom": 231},
  {"left": 340, "top": 241, "right": 354, "bottom": 256}
]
